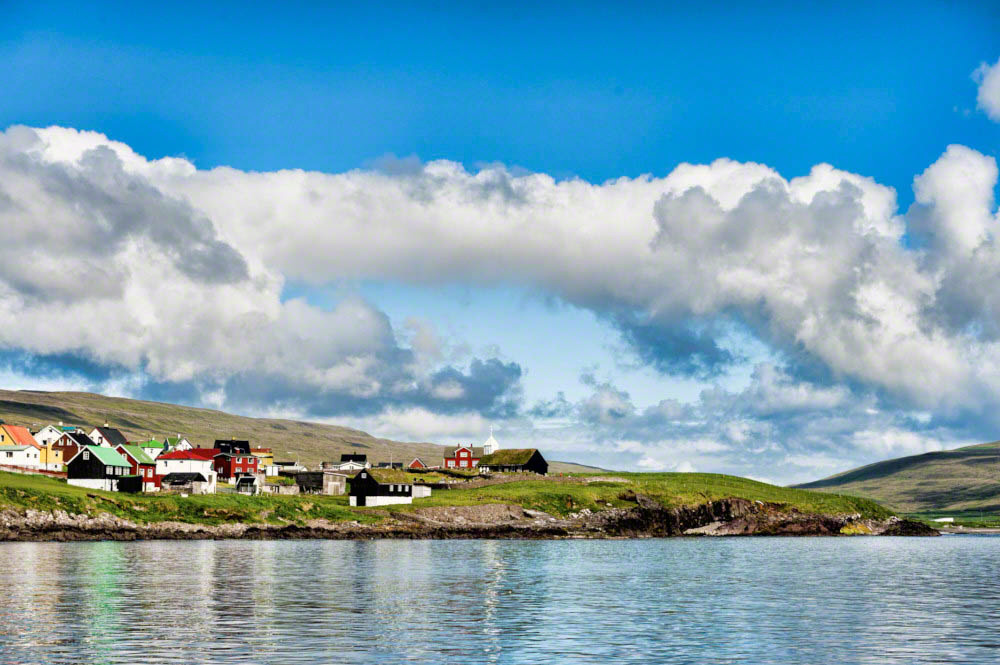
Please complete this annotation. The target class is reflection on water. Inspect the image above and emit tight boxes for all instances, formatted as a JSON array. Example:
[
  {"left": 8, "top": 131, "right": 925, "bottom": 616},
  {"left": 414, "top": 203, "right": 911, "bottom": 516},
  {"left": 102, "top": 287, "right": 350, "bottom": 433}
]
[{"left": 0, "top": 536, "right": 999, "bottom": 664}]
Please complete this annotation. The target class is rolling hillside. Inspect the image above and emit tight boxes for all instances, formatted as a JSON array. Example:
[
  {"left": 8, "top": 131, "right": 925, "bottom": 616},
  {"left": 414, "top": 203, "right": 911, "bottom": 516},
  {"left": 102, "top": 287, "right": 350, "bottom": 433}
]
[
  {"left": 795, "top": 440, "right": 1000, "bottom": 514},
  {"left": 0, "top": 389, "right": 597, "bottom": 473}
]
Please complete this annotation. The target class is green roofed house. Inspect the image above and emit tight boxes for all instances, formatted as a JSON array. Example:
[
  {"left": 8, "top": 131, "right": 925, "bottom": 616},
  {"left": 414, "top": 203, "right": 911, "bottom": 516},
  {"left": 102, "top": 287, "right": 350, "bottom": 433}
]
[
  {"left": 115, "top": 444, "right": 159, "bottom": 492},
  {"left": 348, "top": 468, "right": 432, "bottom": 507},
  {"left": 66, "top": 445, "right": 132, "bottom": 492},
  {"left": 164, "top": 435, "right": 193, "bottom": 452},
  {"left": 477, "top": 449, "right": 548, "bottom": 475}
]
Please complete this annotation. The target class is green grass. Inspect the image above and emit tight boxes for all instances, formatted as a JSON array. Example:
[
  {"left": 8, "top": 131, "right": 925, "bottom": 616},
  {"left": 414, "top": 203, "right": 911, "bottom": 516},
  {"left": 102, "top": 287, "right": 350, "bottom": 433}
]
[
  {"left": 0, "top": 472, "right": 377, "bottom": 526},
  {"left": 0, "top": 470, "right": 893, "bottom": 526},
  {"left": 385, "top": 472, "right": 892, "bottom": 519}
]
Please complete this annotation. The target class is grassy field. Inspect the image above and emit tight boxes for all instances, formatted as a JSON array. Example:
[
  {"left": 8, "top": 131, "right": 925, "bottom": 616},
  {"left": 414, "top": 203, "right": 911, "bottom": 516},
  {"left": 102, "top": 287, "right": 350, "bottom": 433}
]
[
  {"left": 795, "top": 440, "right": 1000, "bottom": 515},
  {"left": 0, "top": 389, "right": 599, "bottom": 473},
  {"left": 0, "top": 470, "right": 892, "bottom": 526}
]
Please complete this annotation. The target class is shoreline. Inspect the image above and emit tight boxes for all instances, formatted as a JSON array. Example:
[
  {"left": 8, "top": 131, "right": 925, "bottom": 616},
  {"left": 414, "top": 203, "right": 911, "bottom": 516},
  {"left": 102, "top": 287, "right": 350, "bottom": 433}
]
[{"left": 0, "top": 498, "right": 938, "bottom": 542}]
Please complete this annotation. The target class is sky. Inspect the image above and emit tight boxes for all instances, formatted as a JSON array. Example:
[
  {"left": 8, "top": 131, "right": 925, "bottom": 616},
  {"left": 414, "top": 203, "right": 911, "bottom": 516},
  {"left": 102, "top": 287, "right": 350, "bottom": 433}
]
[{"left": 1, "top": 1, "right": 999, "bottom": 483}]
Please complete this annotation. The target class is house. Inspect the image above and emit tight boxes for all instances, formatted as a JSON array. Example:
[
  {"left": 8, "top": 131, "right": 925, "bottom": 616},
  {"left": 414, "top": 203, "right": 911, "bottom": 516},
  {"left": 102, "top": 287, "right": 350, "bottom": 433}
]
[
  {"left": 235, "top": 475, "right": 260, "bottom": 495},
  {"left": 160, "top": 472, "right": 212, "bottom": 494},
  {"left": 164, "top": 435, "right": 193, "bottom": 451},
  {"left": 155, "top": 449, "right": 218, "bottom": 493},
  {"left": 33, "top": 423, "right": 84, "bottom": 447},
  {"left": 407, "top": 458, "right": 427, "bottom": 469},
  {"left": 88, "top": 425, "right": 128, "bottom": 449},
  {"left": 50, "top": 431, "right": 93, "bottom": 466},
  {"left": 0, "top": 446, "right": 41, "bottom": 469},
  {"left": 115, "top": 444, "right": 158, "bottom": 491},
  {"left": 215, "top": 439, "right": 251, "bottom": 455},
  {"left": 66, "top": 445, "right": 132, "bottom": 491},
  {"left": 213, "top": 452, "right": 260, "bottom": 483},
  {"left": 38, "top": 443, "right": 63, "bottom": 472},
  {"left": 1, "top": 424, "right": 41, "bottom": 450},
  {"left": 443, "top": 445, "right": 481, "bottom": 469},
  {"left": 251, "top": 447, "right": 274, "bottom": 468},
  {"left": 332, "top": 453, "right": 370, "bottom": 472},
  {"left": 348, "top": 468, "right": 423, "bottom": 507},
  {"left": 137, "top": 439, "right": 170, "bottom": 460},
  {"left": 293, "top": 471, "right": 348, "bottom": 495},
  {"left": 477, "top": 449, "right": 548, "bottom": 475}
]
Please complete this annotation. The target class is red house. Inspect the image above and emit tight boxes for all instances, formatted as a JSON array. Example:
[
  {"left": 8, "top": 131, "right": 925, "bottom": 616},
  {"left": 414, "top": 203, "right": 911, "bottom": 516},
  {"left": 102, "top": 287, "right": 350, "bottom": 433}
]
[
  {"left": 115, "top": 444, "right": 158, "bottom": 491},
  {"left": 443, "top": 446, "right": 480, "bottom": 469},
  {"left": 213, "top": 452, "right": 260, "bottom": 482},
  {"left": 408, "top": 458, "right": 427, "bottom": 469}
]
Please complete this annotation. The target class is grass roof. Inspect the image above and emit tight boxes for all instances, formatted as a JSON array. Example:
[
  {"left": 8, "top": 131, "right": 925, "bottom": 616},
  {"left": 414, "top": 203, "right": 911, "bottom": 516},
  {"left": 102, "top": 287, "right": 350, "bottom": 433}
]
[
  {"left": 479, "top": 449, "right": 539, "bottom": 465},
  {"left": 358, "top": 468, "right": 413, "bottom": 484}
]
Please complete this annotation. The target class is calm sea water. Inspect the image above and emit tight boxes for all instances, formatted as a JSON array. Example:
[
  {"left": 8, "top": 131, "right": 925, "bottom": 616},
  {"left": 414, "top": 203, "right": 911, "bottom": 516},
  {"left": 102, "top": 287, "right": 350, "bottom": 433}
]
[{"left": 0, "top": 536, "right": 998, "bottom": 664}]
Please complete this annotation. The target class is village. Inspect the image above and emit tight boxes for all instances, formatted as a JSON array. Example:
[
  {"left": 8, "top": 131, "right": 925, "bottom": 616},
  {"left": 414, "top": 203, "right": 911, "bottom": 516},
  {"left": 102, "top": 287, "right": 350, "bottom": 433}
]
[{"left": 0, "top": 421, "right": 549, "bottom": 507}]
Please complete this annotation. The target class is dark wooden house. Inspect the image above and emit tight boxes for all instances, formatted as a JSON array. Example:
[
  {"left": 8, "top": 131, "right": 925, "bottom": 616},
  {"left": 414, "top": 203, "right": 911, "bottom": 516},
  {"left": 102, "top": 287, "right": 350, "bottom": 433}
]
[
  {"left": 348, "top": 468, "right": 415, "bottom": 507},
  {"left": 477, "top": 449, "right": 548, "bottom": 475},
  {"left": 66, "top": 445, "right": 133, "bottom": 491}
]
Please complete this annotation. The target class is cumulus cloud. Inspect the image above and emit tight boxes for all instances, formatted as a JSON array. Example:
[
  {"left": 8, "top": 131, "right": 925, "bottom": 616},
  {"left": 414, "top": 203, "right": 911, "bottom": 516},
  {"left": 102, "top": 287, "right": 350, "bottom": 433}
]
[
  {"left": 4, "top": 124, "right": 1000, "bottom": 480},
  {"left": 973, "top": 57, "right": 1000, "bottom": 121},
  {"left": 0, "top": 126, "right": 522, "bottom": 420}
]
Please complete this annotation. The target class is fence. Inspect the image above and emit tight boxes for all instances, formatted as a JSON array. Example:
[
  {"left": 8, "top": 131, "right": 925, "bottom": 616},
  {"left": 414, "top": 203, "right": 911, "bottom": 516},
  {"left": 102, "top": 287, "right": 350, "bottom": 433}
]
[{"left": 0, "top": 464, "right": 67, "bottom": 479}]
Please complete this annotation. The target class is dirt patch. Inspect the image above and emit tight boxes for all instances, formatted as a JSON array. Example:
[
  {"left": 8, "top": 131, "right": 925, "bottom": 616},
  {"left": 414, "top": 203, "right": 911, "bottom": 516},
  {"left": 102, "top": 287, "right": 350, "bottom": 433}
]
[{"left": 411, "top": 504, "right": 539, "bottom": 525}]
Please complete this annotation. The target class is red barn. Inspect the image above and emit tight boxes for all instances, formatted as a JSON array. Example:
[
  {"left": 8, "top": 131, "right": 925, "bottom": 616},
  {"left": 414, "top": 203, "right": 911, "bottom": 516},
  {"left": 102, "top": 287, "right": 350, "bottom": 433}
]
[
  {"left": 408, "top": 458, "right": 427, "bottom": 469},
  {"left": 443, "top": 446, "right": 481, "bottom": 469},
  {"left": 214, "top": 452, "right": 260, "bottom": 482}
]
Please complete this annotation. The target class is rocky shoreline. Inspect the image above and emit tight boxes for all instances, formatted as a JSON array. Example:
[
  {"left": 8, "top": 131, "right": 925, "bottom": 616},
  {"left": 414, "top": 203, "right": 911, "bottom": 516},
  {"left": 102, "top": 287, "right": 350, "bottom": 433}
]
[{"left": 0, "top": 497, "right": 938, "bottom": 541}]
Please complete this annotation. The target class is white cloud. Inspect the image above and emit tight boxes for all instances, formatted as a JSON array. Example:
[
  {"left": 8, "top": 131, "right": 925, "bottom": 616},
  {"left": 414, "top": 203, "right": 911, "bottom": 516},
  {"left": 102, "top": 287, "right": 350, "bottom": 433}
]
[{"left": 973, "top": 57, "right": 1000, "bottom": 122}]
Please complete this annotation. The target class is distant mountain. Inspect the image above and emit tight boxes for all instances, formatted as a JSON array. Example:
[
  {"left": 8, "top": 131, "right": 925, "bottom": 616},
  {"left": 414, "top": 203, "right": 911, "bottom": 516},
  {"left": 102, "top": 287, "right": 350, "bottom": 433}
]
[
  {"left": 0, "top": 389, "right": 594, "bottom": 473},
  {"left": 794, "top": 440, "right": 1000, "bottom": 514}
]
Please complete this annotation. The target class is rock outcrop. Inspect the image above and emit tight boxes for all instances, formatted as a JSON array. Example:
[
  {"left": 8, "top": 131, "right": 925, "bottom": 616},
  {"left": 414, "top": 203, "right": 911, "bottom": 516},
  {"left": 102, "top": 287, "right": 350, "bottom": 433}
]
[{"left": 0, "top": 497, "right": 938, "bottom": 542}]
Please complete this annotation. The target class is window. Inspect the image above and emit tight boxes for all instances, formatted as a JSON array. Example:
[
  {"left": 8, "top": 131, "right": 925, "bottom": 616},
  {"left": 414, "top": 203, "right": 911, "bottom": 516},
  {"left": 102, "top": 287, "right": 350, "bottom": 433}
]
[
  {"left": 83, "top": 450, "right": 90, "bottom": 461},
  {"left": 106, "top": 465, "right": 112, "bottom": 475}
]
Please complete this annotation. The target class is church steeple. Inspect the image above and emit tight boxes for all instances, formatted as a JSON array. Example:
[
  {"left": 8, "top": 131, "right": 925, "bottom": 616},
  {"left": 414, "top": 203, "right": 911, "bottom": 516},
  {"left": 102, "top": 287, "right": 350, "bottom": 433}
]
[{"left": 483, "top": 426, "right": 499, "bottom": 455}]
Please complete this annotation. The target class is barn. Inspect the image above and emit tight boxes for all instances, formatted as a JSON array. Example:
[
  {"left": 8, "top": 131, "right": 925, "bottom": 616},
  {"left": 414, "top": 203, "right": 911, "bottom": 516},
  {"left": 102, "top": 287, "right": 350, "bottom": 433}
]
[{"left": 66, "top": 445, "right": 132, "bottom": 491}]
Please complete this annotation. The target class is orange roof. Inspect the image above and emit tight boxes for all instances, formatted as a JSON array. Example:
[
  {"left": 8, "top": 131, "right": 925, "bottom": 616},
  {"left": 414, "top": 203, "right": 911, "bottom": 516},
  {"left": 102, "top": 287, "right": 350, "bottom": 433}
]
[{"left": 2, "top": 424, "right": 40, "bottom": 449}]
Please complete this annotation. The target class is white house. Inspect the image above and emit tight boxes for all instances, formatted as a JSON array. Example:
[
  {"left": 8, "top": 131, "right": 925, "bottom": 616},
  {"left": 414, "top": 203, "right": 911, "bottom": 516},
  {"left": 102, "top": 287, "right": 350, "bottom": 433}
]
[
  {"left": 33, "top": 424, "right": 83, "bottom": 447},
  {"left": 138, "top": 440, "right": 169, "bottom": 460},
  {"left": 155, "top": 450, "right": 217, "bottom": 493},
  {"left": 0, "top": 445, "right": 41, "bottom": 469},
  {"left": 164, "top": 436, "right": 193, "bottom": 451}
]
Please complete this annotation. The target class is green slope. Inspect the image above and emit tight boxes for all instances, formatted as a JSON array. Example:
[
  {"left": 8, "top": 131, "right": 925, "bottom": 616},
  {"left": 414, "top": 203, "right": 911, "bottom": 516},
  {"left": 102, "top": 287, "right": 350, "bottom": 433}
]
[
  {"left": 794, "top": 440, "right": 1000, "bottom": 514},
  {"left": 0, "top": 389, "right": 589, "bottom": 473},
  {"left": 0, "top": 470, "right": 892, "bottom": 526}
]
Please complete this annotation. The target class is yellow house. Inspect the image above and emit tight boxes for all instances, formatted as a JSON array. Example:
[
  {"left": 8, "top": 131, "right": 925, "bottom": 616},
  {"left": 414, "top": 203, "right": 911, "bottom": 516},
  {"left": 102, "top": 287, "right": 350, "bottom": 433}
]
[
  {"left": 251, "top": 448, "right": 274, "bottom": 468},
  {"left": 39, "top": 444, "right": 63, "bottom": 471}
]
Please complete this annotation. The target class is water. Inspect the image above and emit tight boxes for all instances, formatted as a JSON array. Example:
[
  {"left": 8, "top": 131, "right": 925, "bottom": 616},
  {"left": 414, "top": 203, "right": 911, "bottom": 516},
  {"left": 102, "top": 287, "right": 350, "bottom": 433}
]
[{"left": 0, "top": 536, "right": 998, "bottom": 664}]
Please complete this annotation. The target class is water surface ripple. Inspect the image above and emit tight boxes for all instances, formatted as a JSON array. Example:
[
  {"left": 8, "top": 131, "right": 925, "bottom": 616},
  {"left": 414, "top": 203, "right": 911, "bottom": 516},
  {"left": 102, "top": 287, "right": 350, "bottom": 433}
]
[{"left": 0, "top": 536, "right": 997, "bottom": 664}]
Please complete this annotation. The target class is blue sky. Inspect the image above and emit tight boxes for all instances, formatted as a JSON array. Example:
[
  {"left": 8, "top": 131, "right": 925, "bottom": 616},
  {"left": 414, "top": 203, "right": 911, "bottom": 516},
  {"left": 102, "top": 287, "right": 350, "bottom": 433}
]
[{"left": 1, "top": 2, "right": 999, "bottom": 481}]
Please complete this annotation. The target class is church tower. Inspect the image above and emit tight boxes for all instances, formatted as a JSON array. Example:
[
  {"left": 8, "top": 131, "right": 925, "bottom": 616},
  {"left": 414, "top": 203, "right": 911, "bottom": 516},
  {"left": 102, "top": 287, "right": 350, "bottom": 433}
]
[{"left": 483, "top": 426, "right": 499, "bottom": 455}]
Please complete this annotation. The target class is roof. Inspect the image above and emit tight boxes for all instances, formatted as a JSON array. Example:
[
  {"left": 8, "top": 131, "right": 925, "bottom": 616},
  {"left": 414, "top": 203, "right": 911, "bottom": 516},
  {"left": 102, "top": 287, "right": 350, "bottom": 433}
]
[
  {"left": 478, "top": 449, "right": 541, "bottom": 466},
  {"left": 448, "top": 446, "right": 484, "bottom": 457},
  {"left": 0, "top": 445, "right": 32, "bottom": 452},
  {"left": 92, "top": 427, "right": 128, "bottom": 448},
  {"left": 118, "top": 444, "right": 155, "bottom": 465},
  {"left": 2, "top": 424, "right": 40, "bottom": 449},
  {"left": 161, "top": 472, "right": 208, "bottom": 483},
  {"left": 158, "top": 449, "right": 216, "bottom": 462},
  {"left": 138, "top": 439, "right": 168, "bottom": 449},
  {"left": 76, "top": 445, "right": 130, "bottom": 467},
  {"left": 164, "top": 436, "right": 187, "bottom": 445},
  {"left": 341, "top": 453, "right": 368, "bottom": 462},
  {"left": 65, "top": 432, "right": 93, "bottom": 447},
  {"left": 355, "top": 468, "right": 412, "bottom": 484}
]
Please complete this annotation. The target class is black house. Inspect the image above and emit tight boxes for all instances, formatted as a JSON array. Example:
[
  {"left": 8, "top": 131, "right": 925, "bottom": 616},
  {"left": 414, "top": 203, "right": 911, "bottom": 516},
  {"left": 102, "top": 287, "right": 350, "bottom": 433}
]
[
  {"left": 477, "top": 449, "right": 548, "bottom": 475},
  {"left": 341, "top": 453, "right": 368, "bottom": 464},
  {"left": 66, "top": 445, "right": 132, "bottom": 491},
  {"left": 348, "top": 468, "right": 412, "bottom": 507},
  {"left": 215, "top": 439, "right": 251, "bottom": 455}
]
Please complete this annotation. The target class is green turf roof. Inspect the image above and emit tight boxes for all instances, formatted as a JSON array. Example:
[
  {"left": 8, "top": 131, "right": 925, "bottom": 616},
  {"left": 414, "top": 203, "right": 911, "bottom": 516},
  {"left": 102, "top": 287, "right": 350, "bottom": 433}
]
[
  {"left": 119, "top": 444, "right": 155, "bottom": 465},
  {"left": 478, "top": 449, "right": 539, "bottom": 465}
]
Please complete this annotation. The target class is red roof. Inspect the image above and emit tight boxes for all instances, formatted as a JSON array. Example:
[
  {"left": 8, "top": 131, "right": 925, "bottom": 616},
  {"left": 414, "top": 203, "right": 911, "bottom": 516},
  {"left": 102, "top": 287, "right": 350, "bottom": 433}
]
[
  {"left": 158, "top": 449, "right": 219, "bottom": 462},
  {"left": 3, "top": 424, "right": 40, "bottom": 449}
]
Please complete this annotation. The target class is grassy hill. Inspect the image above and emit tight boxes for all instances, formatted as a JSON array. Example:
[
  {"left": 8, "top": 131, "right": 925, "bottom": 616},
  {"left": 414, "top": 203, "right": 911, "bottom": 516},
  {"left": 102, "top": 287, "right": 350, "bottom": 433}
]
[
  {"left": 794, "top": 440, "right": 1000, "bottom": 515},
  {"left": 0, "top": 389, "right": 597, "bottom": 473},
  {"left": 0, "top": 470, "right": 892, "bottom": 526}
]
